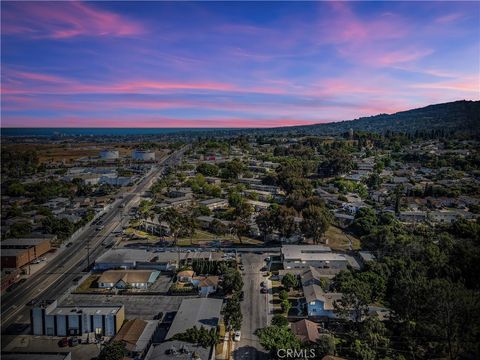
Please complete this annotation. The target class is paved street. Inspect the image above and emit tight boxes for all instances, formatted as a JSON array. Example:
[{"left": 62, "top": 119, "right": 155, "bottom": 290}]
[{"left": 234, "top": 253, "right": 272, "bottom": 360}]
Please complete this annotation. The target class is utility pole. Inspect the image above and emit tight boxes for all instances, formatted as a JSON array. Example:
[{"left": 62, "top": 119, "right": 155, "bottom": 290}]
[{"left": 86, "top": 238, "right": 91, "bottom": 270}]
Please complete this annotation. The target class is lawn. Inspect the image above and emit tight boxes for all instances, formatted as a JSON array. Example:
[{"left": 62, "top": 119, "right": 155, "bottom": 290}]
[
  {"left": 177, "top": 230, "right": 263, "bottom": 246},
  {"left": 322, "top": 225, "right": 361, "bottom": 251},
  {"left": 75, "top": 274, "right": 100, "bottom": 292},
  {"left": 124, "top": 227, "right": 161, "bottom": 242}
]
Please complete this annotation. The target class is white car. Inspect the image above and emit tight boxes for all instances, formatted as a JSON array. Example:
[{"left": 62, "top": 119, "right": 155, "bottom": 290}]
[{"left": 234, "top": 331, "right": 241, "bottom": 342}]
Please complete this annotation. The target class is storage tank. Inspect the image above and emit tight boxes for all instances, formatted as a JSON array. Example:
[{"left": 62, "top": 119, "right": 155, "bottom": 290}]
[
  {"left": 99, "top": 149, "right": 119, "bottom": 160},
  {"left": 132, "top": 149, "right": 155, "bottom": 161}
]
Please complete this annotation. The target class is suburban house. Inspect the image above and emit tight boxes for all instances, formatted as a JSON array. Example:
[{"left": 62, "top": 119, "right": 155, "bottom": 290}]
[
  {"left": 191, "top": 275, "right": 219, "bottom": 296},
  {"left": 196, "top": 216, "right": 231, "bottom": 230},
  {"left": 303, "top": 284, "right": 342, "bottom": 319},
  {"left": 198, "top": 198, "right": 229, "bottom": 210},
  {"left": 246, "top": 199, "right": 270, "bottom": 211},
  {"left": 301, "top": 267, "right": 330, "bottom": 286},
  {"left": 97, "top": 270, "right": 160, "bottom": 289},
  {"left": 177, "top": 270, "right": 195, "bottom": 283},
  {"left": 291, "top": 319, "right": 321, "bottom": 343},
  {"left": 168, "top": 187, "right": 193, "bottom": 198}
]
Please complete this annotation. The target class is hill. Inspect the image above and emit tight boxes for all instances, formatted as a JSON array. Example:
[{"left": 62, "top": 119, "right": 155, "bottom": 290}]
[{"left": 269, "top": 100, "right": 480, "bottom": 136}]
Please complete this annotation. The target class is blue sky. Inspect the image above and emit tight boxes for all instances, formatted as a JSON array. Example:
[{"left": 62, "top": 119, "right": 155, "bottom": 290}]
[{"left": 1, "top": 1, "right": 479, "bottom": 127}]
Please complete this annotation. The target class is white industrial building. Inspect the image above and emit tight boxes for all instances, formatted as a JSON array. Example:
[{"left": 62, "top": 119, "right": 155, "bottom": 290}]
[
  {"left": 132, "top": 149, "right": 155, "bottom": 161},
  {"left": 31, "top": 301, "right": 125, "bottom": 337},
  {"left": 99, "top": 149, "right": 119, "bottom": 160}
]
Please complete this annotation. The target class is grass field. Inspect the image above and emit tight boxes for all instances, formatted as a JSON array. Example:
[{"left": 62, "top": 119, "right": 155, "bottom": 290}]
[
  {"left": 3, "top": 143, "right": 168, "bottom": 165},
  {"left": 177, "top": 230, "right": 262, "bottom": 246},
  {"left": 322, "top": 225, "right": 361, "bottom": 251}
]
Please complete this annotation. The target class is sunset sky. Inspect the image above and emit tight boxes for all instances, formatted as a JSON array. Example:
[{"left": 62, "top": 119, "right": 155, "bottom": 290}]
[{"left": 1, "top": 1, "right": 479, "bottom": 128}]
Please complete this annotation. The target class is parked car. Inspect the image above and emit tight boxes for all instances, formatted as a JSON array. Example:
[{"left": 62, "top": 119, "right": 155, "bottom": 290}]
[
  {"left": 261, "top": 287, "right": 268, "bottom": 294},
  {"left": 69, "top": 337, "right": 79, "bottom": 347},
  {"left": 260, "top": 266, "right": 268, "bottom": 272},
  {"left": 58, "top": 337, "right": 68, "bottom": 347},
  {"left": 26, "top": 298, "right": 39, "bottom": 306},
  {"left": 239, "top": 291, "right": 244, "bottom": 301},
  {"left": 31, "top": 259, "right": 41, "bottom": 264},
  {"left": 234, "top": 331, "right": 241, "bottom": 342},
  {"left": 260, "top": 281, "right": 266, "bottom": 287}
]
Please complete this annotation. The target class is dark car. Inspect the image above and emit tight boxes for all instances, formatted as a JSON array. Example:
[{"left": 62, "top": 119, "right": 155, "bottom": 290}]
[
  {"left": 58, "top": 337, "right": 68, "bottom": 347},
  {"left": 261, "top": 287, "right": 268, "bottom": 294},
  {"left": 26, "top": 298, "right": 39, "bottom": 306},
  {"left": 239, "top": 291, "right": 245, "bottom": 301},
  {"left": 69, "top": 337, "right": 79, "bottom": 347},
  {"left": 260, "top": 266, "right": 268, "bottom": 272}
]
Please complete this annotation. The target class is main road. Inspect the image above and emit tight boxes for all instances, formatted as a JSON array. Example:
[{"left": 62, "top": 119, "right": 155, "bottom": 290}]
[{"left": 1, "top": 146, "right": 189, "bottom": 333}]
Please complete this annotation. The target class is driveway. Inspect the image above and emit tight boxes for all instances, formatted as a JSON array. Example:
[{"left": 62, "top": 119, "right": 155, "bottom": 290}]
[{"left": 233, "top": 253, "right": 271, "bottom": 360}]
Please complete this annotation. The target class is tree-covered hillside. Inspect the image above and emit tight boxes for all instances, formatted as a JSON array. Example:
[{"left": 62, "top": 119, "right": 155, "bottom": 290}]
[{"left": 271, "top": 100, "right": 480, "bottom": 136}]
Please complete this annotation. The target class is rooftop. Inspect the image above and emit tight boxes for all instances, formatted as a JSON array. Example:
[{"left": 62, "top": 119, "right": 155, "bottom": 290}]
[
  {"left": 113, "top": 319, "right": 159, "bottom": 353},
  {"left": 98, "top": 270, "right": 159, "bottom": 284},
  {"left": 165, "top": 298, "right": 223, "bottom": 339},
  {"left": 44, "top": 303, "right": 123, "bottom": 316},
  {"left": 291, "top": 319, "right": 320, "bottom": 343},
  {"left": 282, "top": 245, "right": 332, "bottom": 260},
  {"left": 1, "top": 238, "right": 51, "bottom": 248}
]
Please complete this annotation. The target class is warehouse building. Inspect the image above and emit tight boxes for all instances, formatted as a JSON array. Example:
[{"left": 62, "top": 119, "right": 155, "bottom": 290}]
[
  {"left": 132, "top": 149, "right": 155, "bottom": 161},
  {"left": 31, "top": 300, "right": 125, "bottom": 337},
  {"left": 1, "top": 238, "right": 52, "bottom": 269}
]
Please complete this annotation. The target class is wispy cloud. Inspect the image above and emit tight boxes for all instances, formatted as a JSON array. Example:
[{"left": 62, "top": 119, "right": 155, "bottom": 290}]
[{"left": 2, "top": 2, "right": 145, "bottom": 39}]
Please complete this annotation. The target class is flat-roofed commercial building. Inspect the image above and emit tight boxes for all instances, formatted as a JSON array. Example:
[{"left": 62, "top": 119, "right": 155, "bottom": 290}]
[
  {"left": 282, "top": 245, "right": 351, "bottom": 270},
  {"left": 31, "top": 300, "right": 125, "bottom": 337},
  {"left": 1, "top": 238, "right": 52, "bottom": 269}
]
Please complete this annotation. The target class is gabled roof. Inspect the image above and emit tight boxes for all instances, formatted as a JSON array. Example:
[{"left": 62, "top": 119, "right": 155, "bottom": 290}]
[
  {"left": 303, "top": 284, "right": 342, "bottom": 310},
  {"left": 300, "top": 266, "right": 324, "bottom": 286},
  {"left": 177, "top": 270, "right": 195, "bottom": 277},
  {"left": 98, "top": 270, "right": 159, "bottom": 284},
  {"left": 193, "top": 276, "right": 219, "bottom": 287},
  {"left": 291, "top": 319, "right": 320, "bottom": 343}
]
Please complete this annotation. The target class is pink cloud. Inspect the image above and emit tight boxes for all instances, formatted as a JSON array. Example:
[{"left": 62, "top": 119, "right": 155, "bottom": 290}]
[
  {"left": 1, "top": 69, "right": 287, "bottom": 96},
  {"left": 435, "top": 13, "right": 464, "bottom": 24},
  {"left": 1, "top": 115, "right": 325, "bottom": 128},
  {"left": 2, "top": 2, "right": 144, "bottom": 39},
  {"left": 411, "top": 78, "right": 480, "bottom": 94}
]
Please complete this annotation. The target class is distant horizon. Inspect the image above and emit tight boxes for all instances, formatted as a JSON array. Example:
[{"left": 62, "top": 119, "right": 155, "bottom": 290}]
[
  {"left": 1, "top": 1, "right": 479, "bottom": 128},
  {"left": 2, "top": 99, "right": 477, "bottom": 132}
]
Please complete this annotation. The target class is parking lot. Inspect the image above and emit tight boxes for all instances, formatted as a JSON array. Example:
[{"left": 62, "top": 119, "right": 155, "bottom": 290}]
[
  {"left": 149, "top": 273, "right": 173, "bottom": 292},
  {"left": 62, "top": 293, "right": 196, "bottom": 319},
  {"left": 2, "top": 335, "right": 100, "bottom": 360}
]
